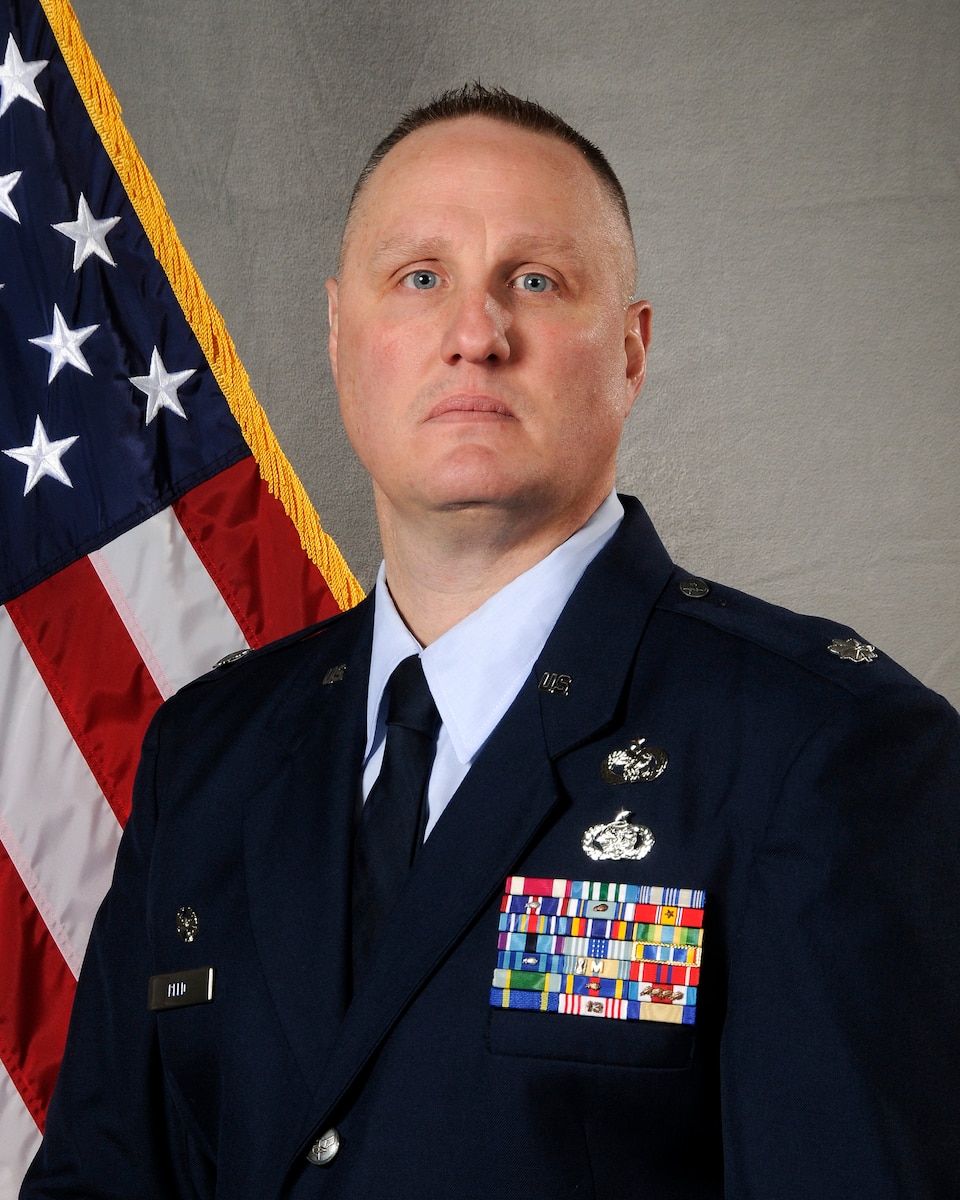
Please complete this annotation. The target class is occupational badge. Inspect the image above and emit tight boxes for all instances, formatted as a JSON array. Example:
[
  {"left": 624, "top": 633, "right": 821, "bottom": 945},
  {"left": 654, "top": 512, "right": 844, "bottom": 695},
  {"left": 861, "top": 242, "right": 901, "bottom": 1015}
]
[
  {"left": 601, "top": 737, "right": 668, "bottom": 784},
  {"left": 581, "top": 809, "right": 655, "bottom": 861}
]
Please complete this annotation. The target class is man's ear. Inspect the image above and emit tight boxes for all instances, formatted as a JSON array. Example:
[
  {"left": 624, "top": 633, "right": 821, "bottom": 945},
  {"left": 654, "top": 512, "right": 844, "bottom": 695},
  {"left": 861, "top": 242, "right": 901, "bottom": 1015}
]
[
  {"left": 325, "top": 277, "right": 339, "bottom": 384},
  {"left": 624, "top": 299, "right": 652, "bottom": 407}
]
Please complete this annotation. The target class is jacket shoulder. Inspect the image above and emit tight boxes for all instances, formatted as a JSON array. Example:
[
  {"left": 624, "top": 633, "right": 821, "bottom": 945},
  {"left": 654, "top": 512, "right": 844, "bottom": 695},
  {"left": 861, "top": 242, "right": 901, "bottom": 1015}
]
[
  {"left": 162, "top": 597, "right": 371, "bottom": 713},
  {"left": 654, "top": 568, "right": 942, "bottom": 705}
]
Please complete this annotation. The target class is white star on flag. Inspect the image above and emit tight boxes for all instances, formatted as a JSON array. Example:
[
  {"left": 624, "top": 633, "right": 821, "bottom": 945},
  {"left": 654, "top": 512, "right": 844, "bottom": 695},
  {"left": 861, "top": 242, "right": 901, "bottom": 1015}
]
[
  {"left": 129, "top": 347, "right": 195, "bottom": 423},
  {"left": 29, "top": 304, "right": 99, "bottom": 382},
  {"left": 3, "top": 414, "right": 79, "bottom": 494},
  {"left": 0, "top": 169, "right": 22, "bottom": 222},
  {"left": 52, "top": 193, "right": 121, "bottom": 269},
  {"left": 0, "top": 33, "right": 48, "bottom": 117}
]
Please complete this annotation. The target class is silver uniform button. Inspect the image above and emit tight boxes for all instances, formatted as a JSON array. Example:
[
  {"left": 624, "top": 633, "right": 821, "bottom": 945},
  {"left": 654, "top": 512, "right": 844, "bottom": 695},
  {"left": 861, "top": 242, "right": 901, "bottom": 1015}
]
[
  {"left": 679, "top": 577, "right": 710, "bottom": 599},
  {"left": 212, "top": 648, "right": 250, "bottom": 669},
  {"left": 306, "top": 1128, "right": 341, "bottom": 1166}
]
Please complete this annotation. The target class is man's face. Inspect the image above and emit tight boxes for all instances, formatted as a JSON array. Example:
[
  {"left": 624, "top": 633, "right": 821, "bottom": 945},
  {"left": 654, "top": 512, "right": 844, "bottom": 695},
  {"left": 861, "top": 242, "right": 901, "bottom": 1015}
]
[{"left": 327, "top": 116, "right": 650, "bottom": 541}]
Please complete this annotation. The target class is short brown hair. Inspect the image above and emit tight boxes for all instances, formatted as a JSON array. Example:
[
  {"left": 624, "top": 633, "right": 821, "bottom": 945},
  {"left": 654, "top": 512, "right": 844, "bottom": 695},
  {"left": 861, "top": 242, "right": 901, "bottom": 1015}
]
[{"left": 347, "top": 82, "right": 633, "bottom": 240}]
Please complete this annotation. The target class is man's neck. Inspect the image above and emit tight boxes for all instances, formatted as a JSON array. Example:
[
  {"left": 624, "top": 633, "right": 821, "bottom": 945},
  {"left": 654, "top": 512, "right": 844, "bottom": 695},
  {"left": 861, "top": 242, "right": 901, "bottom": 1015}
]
[{"left": 376, "top": 494, "right": 605, "bottom": 646}]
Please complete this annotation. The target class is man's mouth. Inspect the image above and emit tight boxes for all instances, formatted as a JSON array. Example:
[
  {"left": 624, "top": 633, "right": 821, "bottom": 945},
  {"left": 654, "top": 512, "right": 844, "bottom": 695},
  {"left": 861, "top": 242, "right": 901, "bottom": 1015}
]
[{"left": 424, "top": 395, "right": 515, "bottom": 421}]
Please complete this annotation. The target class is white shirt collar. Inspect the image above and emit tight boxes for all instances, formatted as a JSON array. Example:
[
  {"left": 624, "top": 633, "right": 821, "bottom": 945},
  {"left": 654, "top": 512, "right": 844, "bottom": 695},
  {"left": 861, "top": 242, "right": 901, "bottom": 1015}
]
[{"left": 365, "top": 492, "right": 624, "bottom": 766}]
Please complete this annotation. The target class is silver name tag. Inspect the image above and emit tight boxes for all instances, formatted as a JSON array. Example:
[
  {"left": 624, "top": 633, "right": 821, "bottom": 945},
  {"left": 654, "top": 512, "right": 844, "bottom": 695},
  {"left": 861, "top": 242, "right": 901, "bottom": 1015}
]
[{"left": 147, "top": 966, "right": 215, "bottom": 1011}]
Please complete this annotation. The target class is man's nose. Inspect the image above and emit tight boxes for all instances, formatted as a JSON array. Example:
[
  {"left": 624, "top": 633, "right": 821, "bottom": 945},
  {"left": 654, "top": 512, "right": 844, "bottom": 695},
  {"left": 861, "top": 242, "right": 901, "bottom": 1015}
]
[{"left": 440, "top": 289, "right": 510, "bottom": 364}]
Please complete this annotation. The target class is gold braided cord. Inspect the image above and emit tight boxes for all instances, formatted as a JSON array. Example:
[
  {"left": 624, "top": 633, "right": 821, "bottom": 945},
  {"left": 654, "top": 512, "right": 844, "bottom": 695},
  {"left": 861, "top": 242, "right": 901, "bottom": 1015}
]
[{"left": 40, "top": 0, "right": 364, "bottom": 610}]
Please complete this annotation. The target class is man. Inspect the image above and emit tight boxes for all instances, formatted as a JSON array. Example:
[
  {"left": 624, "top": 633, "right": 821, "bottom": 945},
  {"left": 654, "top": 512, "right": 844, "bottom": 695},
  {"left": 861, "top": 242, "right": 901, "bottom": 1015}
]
[{"left": 23, "top": 84, "right": 960, "bottom": 1198}]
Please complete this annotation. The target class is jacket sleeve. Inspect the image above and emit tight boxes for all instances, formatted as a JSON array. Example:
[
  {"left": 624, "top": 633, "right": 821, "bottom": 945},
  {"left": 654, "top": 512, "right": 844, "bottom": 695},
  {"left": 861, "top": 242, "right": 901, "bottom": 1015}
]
[
  {"left": 719, "top": 677, "right": 960, "bottom": 1197},
  {"left": 20, "top": 706, "right": 211, "bottom": 1200}
]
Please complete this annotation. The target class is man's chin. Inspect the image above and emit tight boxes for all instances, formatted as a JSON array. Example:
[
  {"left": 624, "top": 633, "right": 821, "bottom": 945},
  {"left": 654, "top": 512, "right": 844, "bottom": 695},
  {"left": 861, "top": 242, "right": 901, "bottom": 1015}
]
[{"left": 427, "top": 476, "right": 543, "bottom": 515}]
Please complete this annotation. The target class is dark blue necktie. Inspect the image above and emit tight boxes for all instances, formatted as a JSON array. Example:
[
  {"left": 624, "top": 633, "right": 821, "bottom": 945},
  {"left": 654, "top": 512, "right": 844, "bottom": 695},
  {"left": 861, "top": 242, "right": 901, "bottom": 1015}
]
[{"left": 352, "top": 655, "right": 440, "bottom": 977}]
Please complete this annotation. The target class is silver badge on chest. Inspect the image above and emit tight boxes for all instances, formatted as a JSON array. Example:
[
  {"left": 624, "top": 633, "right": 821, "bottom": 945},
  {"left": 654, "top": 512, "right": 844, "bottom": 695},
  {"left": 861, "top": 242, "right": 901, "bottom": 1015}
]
[
  {"left": 601, "top": 737, "right": 668, "bottom": 784},
  {"left": 582, "top": 809, "right": 655, "bottom": 861}
]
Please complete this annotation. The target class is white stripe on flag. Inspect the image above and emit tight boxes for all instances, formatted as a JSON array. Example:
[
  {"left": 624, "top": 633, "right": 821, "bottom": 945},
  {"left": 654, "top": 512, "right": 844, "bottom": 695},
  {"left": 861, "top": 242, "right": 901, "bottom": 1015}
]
[
  {"left": 0, "top": 608, "right": 122, "bottom": 975},
  {"left": 0, "top": 1067, "right": 42, "bottom": 1193},
  {"left": 91, "top": 506, "right": 249, "bottom": 697}
]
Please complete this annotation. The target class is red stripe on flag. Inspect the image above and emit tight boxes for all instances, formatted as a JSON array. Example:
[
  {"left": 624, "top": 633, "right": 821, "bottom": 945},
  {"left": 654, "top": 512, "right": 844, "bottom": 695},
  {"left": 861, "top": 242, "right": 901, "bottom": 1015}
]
[
  {"left": 0, "top": 839, "right": 76, "bottom": 1131},
  {"left": 174, "top": 457, "right": 344, "bottom": 648},
  {"left": 5, "top": 561, "right": 164, "bottom": 827}
]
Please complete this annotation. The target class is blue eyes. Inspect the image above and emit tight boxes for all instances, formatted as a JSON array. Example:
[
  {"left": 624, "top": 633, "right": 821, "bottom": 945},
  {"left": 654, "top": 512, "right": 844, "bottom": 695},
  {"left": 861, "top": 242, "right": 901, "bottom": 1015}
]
[
  {"left": 515, "top": 273, "right": 552, "bottom": 292},
  {"left": 403, "top": 270, "right": 440, "bottom": 290},
  {"left": 400, "top": 270, "right": 555, "bottom": 292}
]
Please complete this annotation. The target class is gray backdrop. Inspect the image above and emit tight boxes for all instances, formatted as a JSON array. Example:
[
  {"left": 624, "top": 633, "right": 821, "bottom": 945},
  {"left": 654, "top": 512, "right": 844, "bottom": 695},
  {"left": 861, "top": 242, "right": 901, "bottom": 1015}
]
[{"left": 70, "top": 0, "right": 960, "bottom": 708}]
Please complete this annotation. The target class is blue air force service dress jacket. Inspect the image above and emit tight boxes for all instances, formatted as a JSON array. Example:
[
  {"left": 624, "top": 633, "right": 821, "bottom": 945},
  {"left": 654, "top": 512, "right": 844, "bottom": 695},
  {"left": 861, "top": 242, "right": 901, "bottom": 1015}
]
[{"left": 21, "top": 496, "right": 960, "bottom": 1199}]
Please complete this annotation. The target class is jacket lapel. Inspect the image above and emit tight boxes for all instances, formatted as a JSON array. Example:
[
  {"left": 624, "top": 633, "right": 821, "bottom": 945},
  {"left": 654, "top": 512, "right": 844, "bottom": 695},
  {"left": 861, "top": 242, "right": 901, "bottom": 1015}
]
[
  {"left": 242, "top": 600, "right": 373, "bottom": 1078},
  {"left": 534, "top": 495, "right": 675, "bottom": 759}
]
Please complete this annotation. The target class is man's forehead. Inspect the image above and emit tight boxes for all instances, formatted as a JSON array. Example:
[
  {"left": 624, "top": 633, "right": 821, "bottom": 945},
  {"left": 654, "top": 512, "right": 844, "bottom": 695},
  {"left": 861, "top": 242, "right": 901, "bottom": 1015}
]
[
  {"left": 340, "top": 114, "right": 637, "bottom": 292},
  {"left": 362, "top": 117, "right": 593, "bottom": 198},
  {"left": 367, "top": 231, "right": 587, "bottom": 269},
  {"left": 347, "top": 120, "right": 618, "bottom": 237}
]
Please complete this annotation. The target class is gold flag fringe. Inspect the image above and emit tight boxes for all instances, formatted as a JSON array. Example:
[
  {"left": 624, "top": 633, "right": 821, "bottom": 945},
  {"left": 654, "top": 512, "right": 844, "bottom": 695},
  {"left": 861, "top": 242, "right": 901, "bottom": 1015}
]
[{"left": 40, "top": 0, "right": 364, "bottom": 610}]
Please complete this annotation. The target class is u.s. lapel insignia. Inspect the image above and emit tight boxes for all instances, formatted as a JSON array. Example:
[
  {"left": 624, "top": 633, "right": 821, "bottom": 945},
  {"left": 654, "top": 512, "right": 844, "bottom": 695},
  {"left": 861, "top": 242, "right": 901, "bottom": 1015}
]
[
  {"left": 601, "top": 737, "right": 668, "bottom": 784},
  {"left": 582, "top": 809, "right": 655, "bottom": 861},
  {"left": 828, "top": 637, "right": 877, "bottom": 663},
  {"left": 539, "top": 671, "right": 572, "bottom": 696}
]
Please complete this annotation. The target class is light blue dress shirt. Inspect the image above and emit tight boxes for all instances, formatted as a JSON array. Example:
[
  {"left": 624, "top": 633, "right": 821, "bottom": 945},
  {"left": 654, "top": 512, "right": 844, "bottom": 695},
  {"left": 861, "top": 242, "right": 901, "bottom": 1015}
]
[{"left": 362, "top": 492, "right": 624, "bottom": 837}]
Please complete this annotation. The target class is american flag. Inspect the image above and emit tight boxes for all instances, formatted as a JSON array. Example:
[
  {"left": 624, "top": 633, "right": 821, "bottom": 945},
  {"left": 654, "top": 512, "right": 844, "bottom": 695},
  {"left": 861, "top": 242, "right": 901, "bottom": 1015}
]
[{"left": 0, "top": 0, "right": 361, "bottom": 1190}]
